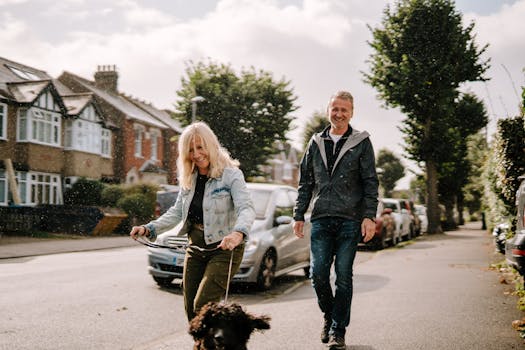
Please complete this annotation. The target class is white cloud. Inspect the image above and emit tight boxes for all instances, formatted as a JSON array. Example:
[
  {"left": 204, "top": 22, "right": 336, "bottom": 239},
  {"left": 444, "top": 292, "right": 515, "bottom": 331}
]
[{"left": 0, "top": 0, "right": 523, "bottom": 189}]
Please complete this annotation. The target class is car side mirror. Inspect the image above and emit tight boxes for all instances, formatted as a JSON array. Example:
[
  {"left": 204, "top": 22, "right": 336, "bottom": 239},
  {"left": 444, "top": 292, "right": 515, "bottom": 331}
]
[{"left": 274, "top": 215, "right": 292, "bottom": 227}]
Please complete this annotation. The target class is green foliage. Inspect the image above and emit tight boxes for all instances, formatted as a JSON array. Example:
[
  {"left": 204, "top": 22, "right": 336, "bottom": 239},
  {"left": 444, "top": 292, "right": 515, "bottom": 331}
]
[
  {"left": 123, "top": 183, "right": 159, "bottom": 205},
  {"left": 174, "top": 60, "right": 298, "bottom": 177},
  {"left": 493, "top": 116, "right": 525, "bottom": 216},
  {"left": 100, "top": 185, "right": 124, "bottom": 207},
  {"left": 364, "top": 0, "right": 489, "bottom": 233},
  {"left": 302, "top": 110, "right": 328, "bottom": 150},
  {"left": 463, "top": 133, "right": 488, "bottom": 215},
  {"left": 376, "top": 149, "right": 405, "bottom": 197},
  {"left": 63, "top": 178, "right": 105, "bottom": 206},
  {"left": 117, "top": 193, "right": 154, "bottom": 222}
]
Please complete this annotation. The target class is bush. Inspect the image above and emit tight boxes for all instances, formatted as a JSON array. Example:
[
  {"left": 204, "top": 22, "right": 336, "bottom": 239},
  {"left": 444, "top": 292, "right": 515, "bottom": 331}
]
[
  {"left": 123, "top": 183, "right": 159, "bottom": 204},
  {"left": 117, "top": 193, "right": 155, "bottom": 224},
  {"left": 64, "top": 178, "right": 105, "bottom": 206},
  {"left": 101, "top": 185, "right": 125, "bottom": 207}
]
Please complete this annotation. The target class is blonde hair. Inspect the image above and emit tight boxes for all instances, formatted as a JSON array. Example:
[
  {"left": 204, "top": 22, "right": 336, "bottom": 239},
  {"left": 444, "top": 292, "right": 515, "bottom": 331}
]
[{"left": 177, "top": 122, "right": 240, "bottom": 190}]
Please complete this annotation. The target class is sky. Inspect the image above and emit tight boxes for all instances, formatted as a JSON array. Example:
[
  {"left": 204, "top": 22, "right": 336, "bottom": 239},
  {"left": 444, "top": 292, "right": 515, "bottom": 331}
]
[{"left": 1, "top": 0, "right": 524, "bottom": 188}]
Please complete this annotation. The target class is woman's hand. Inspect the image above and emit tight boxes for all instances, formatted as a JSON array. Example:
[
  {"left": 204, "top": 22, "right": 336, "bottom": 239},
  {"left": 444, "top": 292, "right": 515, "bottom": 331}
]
[
  {"left": 130, "top": 225, "right": 149, "bottom": 240},
  {"left": 218, "top": 231, "right": 244, "bottom": 251}
]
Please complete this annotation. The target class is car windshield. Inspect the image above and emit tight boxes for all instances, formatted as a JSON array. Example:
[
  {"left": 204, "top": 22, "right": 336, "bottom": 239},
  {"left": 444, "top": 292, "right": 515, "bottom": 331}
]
[
  {"left": 383, "top": 202, "right": 398, "bottom": 212},
  {"left": 250, "top": 189, "right": 271, "bottom": 220}
]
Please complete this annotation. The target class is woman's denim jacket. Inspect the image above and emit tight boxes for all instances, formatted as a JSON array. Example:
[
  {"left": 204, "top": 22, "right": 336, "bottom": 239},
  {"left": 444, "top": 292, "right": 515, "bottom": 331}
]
[{"left": 145, "top": 167, "right": 255, "bottom": 244}]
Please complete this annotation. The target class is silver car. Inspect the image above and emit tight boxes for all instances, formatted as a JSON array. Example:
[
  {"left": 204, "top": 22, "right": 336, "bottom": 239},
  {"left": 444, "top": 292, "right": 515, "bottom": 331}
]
[{"left": 147, "top": 183, "right": 311, "bottom": 290}]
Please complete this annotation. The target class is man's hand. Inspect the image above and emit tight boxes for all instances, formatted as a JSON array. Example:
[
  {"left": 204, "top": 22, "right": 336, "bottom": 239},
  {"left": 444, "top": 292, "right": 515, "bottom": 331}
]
[
  {"left": 293, "top": 221, "right": 305, "bottom": 238},
  {"left": 361, "top": 218, "right": 376, "bottom": 243}
]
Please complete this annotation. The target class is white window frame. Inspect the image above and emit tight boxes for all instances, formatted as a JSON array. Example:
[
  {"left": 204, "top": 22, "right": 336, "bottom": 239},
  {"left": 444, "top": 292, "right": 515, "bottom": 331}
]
[
  {"left": 0, "top": 102, "right": 7, "bottom": 140},
  {"left": 0, "top": 170, "right": 7, "bottom": 205},
  {"left": 17, "top": 107, "right": 61, "bottom": 147},
  {"left": 28, "top": 171, "right": 62, "bottom": 205},
  {"left": 134, "top": 125, "right": 144, "bottom": 157},
  {"left": 150, "top": 129, "right": 160, "bottom": 161},
  {"left": 101, "top": 128, "right": 111, "bottom": 157}
]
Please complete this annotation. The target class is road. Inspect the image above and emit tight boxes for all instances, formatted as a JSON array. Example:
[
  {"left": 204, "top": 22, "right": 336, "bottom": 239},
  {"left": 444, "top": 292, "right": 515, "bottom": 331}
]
[{"left": 1, "top": 223, "right": 523, "bottom": 349}]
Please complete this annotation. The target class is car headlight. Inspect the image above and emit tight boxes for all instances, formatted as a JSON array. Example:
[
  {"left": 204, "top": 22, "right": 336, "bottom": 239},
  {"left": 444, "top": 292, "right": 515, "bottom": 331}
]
[{"left": 244, "top": 238, "right": 259, "bottom": 253}]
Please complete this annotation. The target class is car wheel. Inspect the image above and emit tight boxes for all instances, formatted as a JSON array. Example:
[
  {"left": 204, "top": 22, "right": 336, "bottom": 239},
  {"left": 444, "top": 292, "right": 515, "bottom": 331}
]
[
  {"left": 153, "top": 276, "right": 174, "bottom": 287},
  {"left": 257, "top": 250, "right": 276, "bottom": 291}
]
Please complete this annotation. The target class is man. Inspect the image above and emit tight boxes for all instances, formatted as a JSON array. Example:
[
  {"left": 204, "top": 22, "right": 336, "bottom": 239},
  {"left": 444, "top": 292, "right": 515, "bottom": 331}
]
[{"left": 293, "top": 91, "right": 378, "bottom": 349}]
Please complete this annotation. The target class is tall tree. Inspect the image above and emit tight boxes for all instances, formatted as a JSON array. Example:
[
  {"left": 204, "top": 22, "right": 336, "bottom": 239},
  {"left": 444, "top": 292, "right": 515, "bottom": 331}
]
[
  {"left": 364, "top": 0, "right": 489, "bottom": 233},
  {"left": 438, "top": 93, "right": 488, "bottom": 228},
  {"left": 175, "top": 60, "right": 298, "bottom": 177},
  {"left": 463, "top": 132, "right": 488, "bottom": 218},
  {"left": 302, "top": 110, "right": 328, "bottom": 150},
  {"left": 376, "top": 149, "right": 405, "bottom": 197}
]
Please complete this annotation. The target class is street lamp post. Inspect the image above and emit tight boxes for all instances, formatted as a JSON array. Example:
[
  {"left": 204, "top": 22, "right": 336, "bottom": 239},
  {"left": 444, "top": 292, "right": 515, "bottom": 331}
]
[{"left": 191, "top": 96, "right": 205, "bottom": 123}]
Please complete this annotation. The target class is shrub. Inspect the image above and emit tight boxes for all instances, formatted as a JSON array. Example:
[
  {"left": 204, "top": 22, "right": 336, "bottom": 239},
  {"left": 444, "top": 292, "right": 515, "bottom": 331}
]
[
  {"left": 117, "top": 193, "right": 155, "bottom": 224},
  {"left": 64, "top": 178, "right": 105, "bottom": 206},
  {"left": 101, "top": 185, "right": 125, "bottom": 207}
]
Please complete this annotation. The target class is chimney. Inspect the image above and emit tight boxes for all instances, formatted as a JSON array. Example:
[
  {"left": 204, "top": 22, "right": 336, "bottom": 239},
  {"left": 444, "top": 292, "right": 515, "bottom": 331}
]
[{"left": 94, "top": 65, "right": 118, "bottom": 93}]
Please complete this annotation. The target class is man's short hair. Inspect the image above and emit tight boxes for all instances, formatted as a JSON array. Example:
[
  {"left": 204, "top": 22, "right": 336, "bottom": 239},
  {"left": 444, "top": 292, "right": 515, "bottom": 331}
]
[{"left": 330, "top": 91, "right": 354, "bottom": 105}]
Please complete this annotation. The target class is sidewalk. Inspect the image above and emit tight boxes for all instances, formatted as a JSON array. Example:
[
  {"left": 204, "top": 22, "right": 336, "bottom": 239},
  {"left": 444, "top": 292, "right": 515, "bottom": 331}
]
[{"left": 0, "top": 233, "right": 136, "bottom": 259}]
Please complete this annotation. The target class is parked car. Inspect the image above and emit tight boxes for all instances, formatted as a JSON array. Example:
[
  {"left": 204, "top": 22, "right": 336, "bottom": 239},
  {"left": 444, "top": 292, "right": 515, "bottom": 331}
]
[
  {"left": 382, "top": 198, "right": 413, "bottom": 241},
  {"left": 492, "top": 221, "right": 510, "bottom": 255},
  {"left": 505, "top": 175, "right": 525, "bottom": 275},
  {"left": 155, "top": 184, "right": 179, "bottom": 218},
  {"left": 408, "top": 201, "right": 422, "bottom": 236},
  {"left": 147, "top": 183, "right": 311, "bottom": 290},
  {"left": 414, "top": 204, "right": 428, "bottom": 234},
  {"left": 366, "top": 198, "right": 397, "bottom": 250}
]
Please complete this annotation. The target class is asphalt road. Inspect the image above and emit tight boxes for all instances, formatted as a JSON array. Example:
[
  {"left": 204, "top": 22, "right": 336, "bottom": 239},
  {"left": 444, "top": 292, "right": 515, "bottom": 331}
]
[{"left": 1, "top": 222, "right": 523, "bottom": 349}]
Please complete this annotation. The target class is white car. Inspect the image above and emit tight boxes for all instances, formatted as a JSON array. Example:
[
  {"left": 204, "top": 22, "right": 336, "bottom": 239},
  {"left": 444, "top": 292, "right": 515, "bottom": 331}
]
[
  {"left": 382, "top": 198, "right": 413, "bottom": 240},
  {"left": 414, "top": 204, "right": 428, "bottom": 233},
  {"left": 147, "top": 183, "right": 311, "bottom": 290}
]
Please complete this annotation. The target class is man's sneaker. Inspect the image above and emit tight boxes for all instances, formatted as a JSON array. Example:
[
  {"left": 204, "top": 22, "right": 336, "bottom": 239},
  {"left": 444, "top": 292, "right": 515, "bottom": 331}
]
[
  {"left": 327, "top": 335, "right": 346, "bottom": 349},
  {"left": 321, "top": 319, "right": 331, "bottom": 343}
]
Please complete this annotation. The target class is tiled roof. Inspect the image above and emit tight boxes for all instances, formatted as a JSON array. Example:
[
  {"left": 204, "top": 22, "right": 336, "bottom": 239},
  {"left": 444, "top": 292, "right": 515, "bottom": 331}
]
[
  {"left": 61, "top": 71, "right": 170, "bottom": 129},
  {"left": 5, "top": 80, "right": 50, "bottom": 103},
  {"left": 123, "top": 94, "right": 183, "bottom": 133}
]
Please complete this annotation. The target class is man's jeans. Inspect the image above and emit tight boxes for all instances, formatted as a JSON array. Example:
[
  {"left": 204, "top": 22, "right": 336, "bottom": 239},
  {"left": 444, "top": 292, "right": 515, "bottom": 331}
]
[{"left": 310, "top": 217, "right": 361, "bottom": 337}]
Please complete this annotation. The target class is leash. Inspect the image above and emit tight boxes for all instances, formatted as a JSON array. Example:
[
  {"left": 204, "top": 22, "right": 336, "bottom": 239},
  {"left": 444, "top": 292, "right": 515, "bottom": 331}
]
[{"left": 135, "top": 236, "right": 235, "bottom": 303}]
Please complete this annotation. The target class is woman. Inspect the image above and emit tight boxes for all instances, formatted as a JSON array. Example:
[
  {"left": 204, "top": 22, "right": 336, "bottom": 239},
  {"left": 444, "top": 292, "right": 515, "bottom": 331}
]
[{"left": 130, "top": 121, "right": 255, "bottom": 321}]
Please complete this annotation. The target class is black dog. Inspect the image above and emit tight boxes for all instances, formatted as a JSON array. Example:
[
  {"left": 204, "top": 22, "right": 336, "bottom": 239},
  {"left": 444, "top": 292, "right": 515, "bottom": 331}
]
[{"left": 189, "top": 302, "right": 271, "bottom": 350}]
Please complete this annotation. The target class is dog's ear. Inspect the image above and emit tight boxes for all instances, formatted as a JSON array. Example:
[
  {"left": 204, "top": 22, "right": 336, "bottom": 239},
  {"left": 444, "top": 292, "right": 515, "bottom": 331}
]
[
  {"left": 250, "top": 314, "right": 271, "bottom": 331},
  {"left": 188, "top": 303, "right": 215, "bottom": 338}
]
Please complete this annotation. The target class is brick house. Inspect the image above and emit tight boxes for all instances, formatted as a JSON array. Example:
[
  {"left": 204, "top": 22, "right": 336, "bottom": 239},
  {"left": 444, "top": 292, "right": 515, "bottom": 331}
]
[
  {"left": 0, "top": 57, "right": 181, "bottom": 207},
  {"left": 57, "top": 66, "right": 182, "bottom": 186},
  {"left": 0, "top": 56, "right": 115, "bottom": 206},
  {"left": 258, "top": 140, "right": 300, "bottom": 187}
]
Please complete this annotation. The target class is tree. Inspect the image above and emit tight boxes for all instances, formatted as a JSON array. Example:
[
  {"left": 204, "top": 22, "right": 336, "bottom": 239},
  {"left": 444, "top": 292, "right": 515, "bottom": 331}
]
[
  {"left": 302, "top": 110, "right": 328, "bottom": 150},
  {"left": 437, "top": 93, "right": 488, "bottom": 228},
  {"left": 174, "top": 60, "right": 298, "bottom": 177},
  {"left": 376, "top": 149, "right": 405, "bottom": 197},
  {"left": 364, "top": 0, "right": 489, "bottom": 233},
  {"left": 463, "top": 132, "right": 488, "bottom": 219}
]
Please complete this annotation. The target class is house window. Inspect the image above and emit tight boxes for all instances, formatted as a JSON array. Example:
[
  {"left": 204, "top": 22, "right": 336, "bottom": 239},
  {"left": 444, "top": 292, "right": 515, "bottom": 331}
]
[
  {"left": 17, "top": 107, "right": 61, "bottom": 146},
  {"left": 29, "top": 172, "right": 62, "bottom": 205},
  {"left": 0, "top": 171, "right": 6, "bottom": 205},
  {"left": 134, "top": 126, "right": 144, "bottom": 157},
  {"left": 150, "top": 130, "right": 159, "bottom": 161},
  {"left": 101, "top": 128, "right": 111, "bottom": 157},
  {"left": 0, "top": 103, "right": 6, "bottom": 140},
  {"left": 64, "top": 119, "right": 101, "bottom": 154}
]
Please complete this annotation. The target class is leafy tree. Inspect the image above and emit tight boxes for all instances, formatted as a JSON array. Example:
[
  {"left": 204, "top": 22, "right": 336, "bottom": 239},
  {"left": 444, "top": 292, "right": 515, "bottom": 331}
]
[
  {"left": 463, "top": 132, "right": 488, "bottom": 218},
  {"left": 364, "top": 0, "right": 489, "bottom": 233},
  {"left": 376, "top": 149, "right": 405, "bottom": 197},
  {"left": 437, "top": 93, "right": 488, "bottom": 228},
  {"left": 302, "top": 110, "right": 328, "bottom": 150},
  {"left": 174, "top": 60, "right": 298, "bottom": 177}
]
